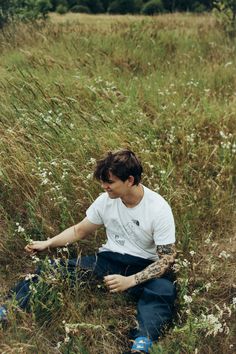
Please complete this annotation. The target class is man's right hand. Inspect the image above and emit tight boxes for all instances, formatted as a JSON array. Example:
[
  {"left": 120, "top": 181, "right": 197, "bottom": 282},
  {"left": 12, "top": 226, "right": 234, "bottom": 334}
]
[{"left": 25, "top": 240, "right": 51, "bottom": 254}]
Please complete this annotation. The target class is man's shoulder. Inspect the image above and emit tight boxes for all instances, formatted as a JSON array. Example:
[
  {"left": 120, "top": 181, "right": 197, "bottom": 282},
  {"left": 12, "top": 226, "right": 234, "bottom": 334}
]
[
  {"left": 93, "top": 192, "right": 115, "bottom": 206},
  {"left": 93, "top": 192, "right": 108, "bottom": 203},
  {"left": 143, "top": 185, "right": 169, "bottom": 206},
  {"left": 142, "top": 186, "right": 173, "bottom": 218}
]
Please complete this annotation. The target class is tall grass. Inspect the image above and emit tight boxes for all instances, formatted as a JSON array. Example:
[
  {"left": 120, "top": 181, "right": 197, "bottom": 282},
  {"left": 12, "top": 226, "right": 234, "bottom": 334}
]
[{"left": 0, "top": 13, "right": 235, "bottom": 353}]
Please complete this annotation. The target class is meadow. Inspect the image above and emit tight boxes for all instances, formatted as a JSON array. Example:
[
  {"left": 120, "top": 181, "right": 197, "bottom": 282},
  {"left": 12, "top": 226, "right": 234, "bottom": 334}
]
[{"left": 0, "top": 12, "right": 235, "bottom": 354}]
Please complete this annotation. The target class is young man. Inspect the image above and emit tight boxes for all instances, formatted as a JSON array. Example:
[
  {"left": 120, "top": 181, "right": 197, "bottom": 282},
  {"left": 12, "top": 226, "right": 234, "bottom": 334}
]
[{"left": 0, "top": 149, "right": 176, "bottom": 353}]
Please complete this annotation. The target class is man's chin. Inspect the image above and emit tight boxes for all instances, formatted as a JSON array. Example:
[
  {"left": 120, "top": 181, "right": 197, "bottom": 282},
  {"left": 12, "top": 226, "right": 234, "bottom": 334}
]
[{"left": 107, "top": 192, "right": 117, "bottom": 199}]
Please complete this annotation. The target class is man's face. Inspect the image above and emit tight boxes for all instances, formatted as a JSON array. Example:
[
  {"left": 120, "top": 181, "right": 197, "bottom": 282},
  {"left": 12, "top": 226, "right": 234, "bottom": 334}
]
[{"left": 100, "top": 172, "right": 132, "bottom": 199}]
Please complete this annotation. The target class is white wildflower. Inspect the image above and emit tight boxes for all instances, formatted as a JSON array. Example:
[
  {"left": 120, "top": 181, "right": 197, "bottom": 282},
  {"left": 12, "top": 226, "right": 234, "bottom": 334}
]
[
  {"left": 218, "top": 251, "right": 231, "bottom": 259},
  {"left": 53, "top": 258, "right": 60, "bottom": 266},
  {"left": 182, "top": 259, "right": 190, "bottom": 267},
  {"left": 192, "top": 289, "right": 200, "bottom": 296},
  {"left": 56, "top": 342, "right": 62, "bottom": 349},
  {"left": 29, "top": 284, "right": 37, "bottom": 293},
  {"left": 17, "top": 225, "right": 25, "bottom": 233},
  {"left": 41, "top": 178, "right": 49, "bottom": 186},
  {"left": 201, "top": 313, "right": 223, "bottom": 336},
  {"left": 205, "top": 237, "right": 211, "bottom": 244},
  {"left": 65, "top": 325, "right": 70, "bottom": 334},
  {"left": 31, "top": 255, "right": 40, "bottom": 263},
  {"left": 223, "top": 303, "right": 232, "bottom": 317},
  {"left": 187, "top": 133, "right": 195, "bottom": 143},
  {"left": 25, "top": 273, "right": 37, "bottom": 281},
  {"left": 86, "top": 173, "right": 93, "bottom": 180},
  {"left": 232, "top": 142, "right": 236, "bottom": 153},
  {"left": 219, "top": 131, "right": 226, "bottom": 139},
  {"left": 183, "top": 295, "right": 193, "bottom": 304},
  {"left": 189, "top": 250, "right": 196, "bottom": 256},
  {"left": 64, "top": 335, "right": 70, "bottom": 343},
  {"left": 205, "top": 283, "right": 211, "bottom": 291},
  {"left": 62, "top": 171, "right": 68, "bottom": 180}
]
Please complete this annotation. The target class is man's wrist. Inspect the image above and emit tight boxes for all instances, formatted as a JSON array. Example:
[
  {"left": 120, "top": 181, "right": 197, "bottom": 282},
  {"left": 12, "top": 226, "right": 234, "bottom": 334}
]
[
  {"left": 46, "top": 238, "right": 53, "bottom": 248},
  {"left": 129, "top": 275, "right": 137, "bottom": 288}
]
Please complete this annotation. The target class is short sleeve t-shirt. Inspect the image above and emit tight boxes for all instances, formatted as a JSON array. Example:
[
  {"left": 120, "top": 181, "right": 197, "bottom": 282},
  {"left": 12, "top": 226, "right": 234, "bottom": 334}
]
[{"left": 86, "top": 185, "right": 175, "bottom": 261}]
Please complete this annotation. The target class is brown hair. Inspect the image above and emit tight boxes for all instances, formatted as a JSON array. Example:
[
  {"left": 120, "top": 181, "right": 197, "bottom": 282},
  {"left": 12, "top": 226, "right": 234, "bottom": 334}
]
[{"left": 94, "top": 149, "right": 143, "bottom": 186}]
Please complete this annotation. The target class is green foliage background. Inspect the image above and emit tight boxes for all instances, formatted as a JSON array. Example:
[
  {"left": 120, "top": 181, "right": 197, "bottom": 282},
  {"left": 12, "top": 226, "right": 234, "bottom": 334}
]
[{"left": 0, "top": 12, "right": 235, "bottom": 354}]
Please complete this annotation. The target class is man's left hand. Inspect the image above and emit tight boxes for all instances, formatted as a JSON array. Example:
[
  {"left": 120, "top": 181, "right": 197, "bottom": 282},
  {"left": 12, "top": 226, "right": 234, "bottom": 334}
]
[{"left": 104, "top": 274, "right": 136, "bottom": 293}]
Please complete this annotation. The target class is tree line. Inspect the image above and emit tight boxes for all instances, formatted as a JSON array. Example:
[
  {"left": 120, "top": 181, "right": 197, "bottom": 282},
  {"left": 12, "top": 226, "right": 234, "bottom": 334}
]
[
  {"left": 1, "top": 1, "right": 236, "bottom": 35},
  {"left": 0, "top": 0, "right": 214, "bottom": 24},
  {"left": 40, "top": 0, "right": 214, "bottom": 15}
]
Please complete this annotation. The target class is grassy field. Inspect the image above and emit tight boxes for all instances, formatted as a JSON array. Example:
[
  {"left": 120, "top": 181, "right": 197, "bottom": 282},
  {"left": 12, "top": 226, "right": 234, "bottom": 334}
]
[{"left": 0, "top": 12, "right": 235, "bottom": 354}]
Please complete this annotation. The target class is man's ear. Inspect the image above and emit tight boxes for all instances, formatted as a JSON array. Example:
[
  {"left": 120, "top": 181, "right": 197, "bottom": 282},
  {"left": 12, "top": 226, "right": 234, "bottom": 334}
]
[{"left": 127, "top": 175, "right": 135, "bottom": 186}]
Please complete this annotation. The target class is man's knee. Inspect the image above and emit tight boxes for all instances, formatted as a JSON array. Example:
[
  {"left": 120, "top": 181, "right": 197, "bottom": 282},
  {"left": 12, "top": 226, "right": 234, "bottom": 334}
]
[{"left": 145, "top": 278, "right": 176, "bottom": 299}]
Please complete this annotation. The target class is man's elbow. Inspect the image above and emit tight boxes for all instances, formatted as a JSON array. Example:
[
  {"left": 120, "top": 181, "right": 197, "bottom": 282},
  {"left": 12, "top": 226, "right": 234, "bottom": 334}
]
[{"left": 74, "top": 224, "right": 88, "bottom": 240}]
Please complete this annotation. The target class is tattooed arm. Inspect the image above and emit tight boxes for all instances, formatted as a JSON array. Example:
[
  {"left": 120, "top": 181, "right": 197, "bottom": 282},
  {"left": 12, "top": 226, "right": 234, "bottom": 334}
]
[
  {"left": 104, "top": 244, "right": 177, "bottom": 292},
  {"left": 134, "top": 243, "right": 177, "bottom": 285}
]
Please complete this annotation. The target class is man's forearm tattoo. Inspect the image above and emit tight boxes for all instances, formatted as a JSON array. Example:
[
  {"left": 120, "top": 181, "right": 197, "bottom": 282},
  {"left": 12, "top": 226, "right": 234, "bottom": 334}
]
[{"left": 134, "top": 244, "right": 177, "bottom": 285}]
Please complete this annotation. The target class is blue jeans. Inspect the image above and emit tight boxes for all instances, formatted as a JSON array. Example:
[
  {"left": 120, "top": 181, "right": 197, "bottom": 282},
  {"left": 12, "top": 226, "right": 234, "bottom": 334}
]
[{"left": 11, "top": 251, "right": 176, "bottom": 341}]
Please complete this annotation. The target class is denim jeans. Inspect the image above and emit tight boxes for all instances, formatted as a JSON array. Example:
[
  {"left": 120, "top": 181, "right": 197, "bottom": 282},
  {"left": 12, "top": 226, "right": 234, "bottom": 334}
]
[{"left": 11, "top": 251, "right": 176, "bottom": 341}]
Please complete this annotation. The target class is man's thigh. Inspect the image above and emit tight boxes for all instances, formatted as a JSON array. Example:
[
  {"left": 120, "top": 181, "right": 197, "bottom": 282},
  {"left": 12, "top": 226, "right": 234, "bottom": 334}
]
[
  {"left": 145, "top": 278, "right": 176, "bottom": 298},
  {"left": 128, "top": 277, "right": 176, "bottom": 301},
  {"left": 66, "top": 252, "right": 123, "bottom": 279}
]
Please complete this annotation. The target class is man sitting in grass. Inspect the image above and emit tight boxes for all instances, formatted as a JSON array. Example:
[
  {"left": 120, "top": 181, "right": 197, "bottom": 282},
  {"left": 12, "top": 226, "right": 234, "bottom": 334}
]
[{"left": 0, "top": 149, "right": 177, "bottom": 354}]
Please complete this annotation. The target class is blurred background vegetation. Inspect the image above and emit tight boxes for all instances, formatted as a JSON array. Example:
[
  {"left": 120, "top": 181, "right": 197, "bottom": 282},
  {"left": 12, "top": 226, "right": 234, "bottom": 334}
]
[
  {"left": 1, "top": 1, "right": 236, "bottom": 38},
  {"left": 0, "top": 3, "right": 235, "bottom": 354},
  {"left": 0, "top": 1, "right": 234, "bottom": 21}
]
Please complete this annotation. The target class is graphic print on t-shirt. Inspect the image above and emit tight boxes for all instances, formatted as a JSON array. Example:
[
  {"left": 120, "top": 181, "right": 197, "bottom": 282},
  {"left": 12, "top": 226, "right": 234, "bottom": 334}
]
[
  {"left": 109, "top": 219, "right": 126, "bottom": 246},
  {"left": 107, "top": 211, "right": 154, "bottom": 253}
]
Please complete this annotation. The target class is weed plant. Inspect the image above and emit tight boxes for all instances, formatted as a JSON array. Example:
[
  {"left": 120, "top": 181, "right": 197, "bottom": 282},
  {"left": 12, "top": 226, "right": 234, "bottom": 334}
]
[{"left": 0, "top": 13, "right": 235, "bottom": 354}]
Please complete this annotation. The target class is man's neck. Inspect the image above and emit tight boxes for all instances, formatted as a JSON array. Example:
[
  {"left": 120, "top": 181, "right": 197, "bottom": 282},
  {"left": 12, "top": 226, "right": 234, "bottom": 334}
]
[{"left": 121, "top": 184, "right": 144, "bottom": 208}]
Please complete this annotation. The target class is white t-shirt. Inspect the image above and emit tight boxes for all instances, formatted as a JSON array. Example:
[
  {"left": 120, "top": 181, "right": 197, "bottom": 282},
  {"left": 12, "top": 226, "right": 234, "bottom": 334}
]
[{"left": 86, "top": 185, "right": 175, "bottom": 261}]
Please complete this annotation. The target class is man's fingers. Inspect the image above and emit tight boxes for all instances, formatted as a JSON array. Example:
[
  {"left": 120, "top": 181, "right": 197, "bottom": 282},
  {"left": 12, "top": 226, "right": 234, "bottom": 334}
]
[
  {"left": 108, "top": 283, "right": 119, "bottom": 290},
  {"left": 105, "top": 279, "right": 118, "bottom": 286},
  {"left": 25, "top": 244, "right": 37, "bottom": 253},
  {"left": 25, "top": 245, "right": 32, "bottom": 252},
  {"left": 104, "top": 275, "right": 125, "bottom": 292},
  {"left": 104, "top": 275, "right": 117, "bottom": 281},
  {"left": 110, "top": 288, "right": 119, "bottom": 293},
  {"left": 104, "top": 275, "right": 119, "bottom": 283}
]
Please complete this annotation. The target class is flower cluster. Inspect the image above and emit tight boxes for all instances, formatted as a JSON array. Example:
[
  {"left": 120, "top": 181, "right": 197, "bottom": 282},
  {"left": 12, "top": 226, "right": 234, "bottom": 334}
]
[
  {"left": 39, "top": 110, "right": 64, "bottom": 128},
  {"left": 15, "top": 222, "right": 25, "bottom": 233},
  {"left": 31, "top": 158, "right": 73, "bottom": 206},
  {"left": 173, "top": 258, "right": 190, "bottom": 273},
  {"left": 186, "top": 79, "right": 199, "bottom": 87},
  {"left": 196, "top": 302, "right": 233, "bottom": 338},
  {"left": 219, "top": 130, "right": 236, "bottom": 154},
  {"left": 61, "top": 320, "right": 105, "bottom": 345},
  {"left": 218, "top": 250, "right": 231, "bottom": 259}
]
